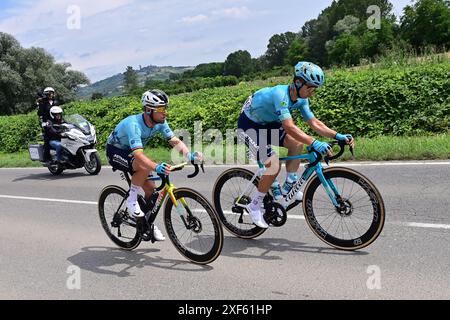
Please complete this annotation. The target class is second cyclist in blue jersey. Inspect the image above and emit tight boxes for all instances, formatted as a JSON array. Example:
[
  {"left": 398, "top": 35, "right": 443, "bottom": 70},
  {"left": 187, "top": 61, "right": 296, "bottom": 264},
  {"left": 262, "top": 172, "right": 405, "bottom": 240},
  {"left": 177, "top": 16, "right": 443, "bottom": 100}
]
[
  {"left": 238, "top": 62, "right": 355, "bottom": 229},
  {"left": 106, "top": 89, "right": 203, "bottom": 241}
]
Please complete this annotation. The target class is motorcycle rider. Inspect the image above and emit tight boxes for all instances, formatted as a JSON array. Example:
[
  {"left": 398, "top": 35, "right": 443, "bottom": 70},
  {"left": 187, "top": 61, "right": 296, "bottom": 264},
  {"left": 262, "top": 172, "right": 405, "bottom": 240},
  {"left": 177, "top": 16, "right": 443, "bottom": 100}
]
[
  {"left": 37, "top": 87, "right": 58, "bottom": 163},
  {"left": 46, "top": 106, "right": 66, "bottom": 164}
]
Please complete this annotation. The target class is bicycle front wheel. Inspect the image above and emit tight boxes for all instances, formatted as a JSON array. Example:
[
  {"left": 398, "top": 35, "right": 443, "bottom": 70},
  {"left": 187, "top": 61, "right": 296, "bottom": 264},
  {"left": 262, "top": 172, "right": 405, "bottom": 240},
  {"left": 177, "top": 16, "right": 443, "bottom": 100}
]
[
  {"left": 302, "top": 167, "right": 385, "bottom": 251},
  {"left": 164, "top": 188, "right": 223, "bottom": 265},
  {"left": 98, "top": 185, "right": 141, "bottom": 251},
  {"left": 212, "top": 168, "right": 267, "bottom": 239}
]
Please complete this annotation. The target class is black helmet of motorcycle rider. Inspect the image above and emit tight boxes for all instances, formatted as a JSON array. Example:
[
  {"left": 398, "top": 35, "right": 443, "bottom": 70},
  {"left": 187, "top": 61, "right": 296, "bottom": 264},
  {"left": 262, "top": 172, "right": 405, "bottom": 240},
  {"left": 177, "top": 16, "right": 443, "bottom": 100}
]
[{"left": 49, "top": 106, "right": 63, "bottom": 123}]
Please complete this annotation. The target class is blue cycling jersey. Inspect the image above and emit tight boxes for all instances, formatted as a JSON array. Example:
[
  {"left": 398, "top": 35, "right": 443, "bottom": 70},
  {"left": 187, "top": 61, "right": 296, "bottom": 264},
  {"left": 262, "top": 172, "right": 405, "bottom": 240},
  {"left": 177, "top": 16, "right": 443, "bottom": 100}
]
[
  {"left": 107, "top": 114, "right": 175, "bottom": 152},
  {"left": 243, "top": 85, "right": 315, "bottom": 125}
]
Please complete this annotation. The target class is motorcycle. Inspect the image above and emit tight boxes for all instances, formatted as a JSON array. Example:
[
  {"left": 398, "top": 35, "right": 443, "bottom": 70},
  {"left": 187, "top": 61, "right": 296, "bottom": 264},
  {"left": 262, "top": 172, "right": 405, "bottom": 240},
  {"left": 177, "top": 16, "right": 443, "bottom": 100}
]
[{"left": 29, "top": 114, "right": 102, "bottom": 176}]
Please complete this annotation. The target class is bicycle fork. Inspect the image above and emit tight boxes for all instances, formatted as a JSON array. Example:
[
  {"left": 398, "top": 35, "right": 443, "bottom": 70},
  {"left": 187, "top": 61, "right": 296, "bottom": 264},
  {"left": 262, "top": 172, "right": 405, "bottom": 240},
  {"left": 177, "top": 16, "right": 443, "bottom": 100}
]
[
  {"left": 170, "top": 185, "right": 201, "bottom": 232},
  {"left": 315, "top": 165, "right": 341, "bottom": 207}
]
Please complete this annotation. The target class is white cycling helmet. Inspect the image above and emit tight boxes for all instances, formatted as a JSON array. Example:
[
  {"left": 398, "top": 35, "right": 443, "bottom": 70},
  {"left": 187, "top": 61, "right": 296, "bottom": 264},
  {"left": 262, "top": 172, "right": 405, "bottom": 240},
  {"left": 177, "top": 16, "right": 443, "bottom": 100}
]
[
  {"left": 49, "top": 106, "right": 63, "bottom": 119},
  {"left": 44, "top": 87, "right": 55, "bottom": 94},
  {"left": 141, "top": 89, "right": 169, "bottom": 108}
]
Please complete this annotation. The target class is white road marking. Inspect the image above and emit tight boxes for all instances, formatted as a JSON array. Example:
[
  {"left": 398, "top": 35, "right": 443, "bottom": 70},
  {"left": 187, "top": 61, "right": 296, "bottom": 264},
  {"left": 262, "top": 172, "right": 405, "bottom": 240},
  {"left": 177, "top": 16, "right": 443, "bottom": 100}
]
[
  {"left": 202, "top": 161, "right": 450, "bottom": 168},
  {"left": 1, "top": 161, "right": 450, "bottom": 171},
  {"left": 0, "top": 194, "right": 97, "bottom": 205},
  {"left": 1, "top": 192, "right": 450, "bottom": 230},
  {"left": 403, "top": 222, "right": 450, "bottom": 230},
  {"left": 221, "top": 211, "right": 450, "bottom": 230}
]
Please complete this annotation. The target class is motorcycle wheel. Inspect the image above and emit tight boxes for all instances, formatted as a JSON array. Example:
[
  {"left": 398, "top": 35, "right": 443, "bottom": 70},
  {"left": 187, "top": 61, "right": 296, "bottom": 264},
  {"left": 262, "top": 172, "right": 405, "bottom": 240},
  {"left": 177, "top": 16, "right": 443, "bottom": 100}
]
[
  {"left": 84, "top": 152, "right": 102, "bottom": 175},
  {"left": 48, "top": 163, "right": 64, "bottom": 176}
]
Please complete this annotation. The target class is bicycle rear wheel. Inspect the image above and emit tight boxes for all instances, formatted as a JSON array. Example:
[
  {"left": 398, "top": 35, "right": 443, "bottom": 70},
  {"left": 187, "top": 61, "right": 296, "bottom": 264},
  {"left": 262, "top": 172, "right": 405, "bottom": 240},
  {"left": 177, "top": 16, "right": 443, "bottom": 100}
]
[
  {"left": 164, "top": 188, "right": 223, "bottom": 265},
  {"left": 98, "top": 185, "right": 141, "bottom": 250},
  {"left": 212, "top": 168, "right": 267, "bottom": 239},
  {"left": 302, "top": 167, "right": 385, "bottom": 250}
]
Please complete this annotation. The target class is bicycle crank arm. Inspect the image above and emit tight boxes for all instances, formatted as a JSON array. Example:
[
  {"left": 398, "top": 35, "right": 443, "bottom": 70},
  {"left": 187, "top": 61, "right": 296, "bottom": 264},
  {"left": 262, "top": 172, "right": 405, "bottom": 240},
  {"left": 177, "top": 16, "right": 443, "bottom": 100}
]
[{"left": 286, "top": 200, "right": 302, "bottom": 212}]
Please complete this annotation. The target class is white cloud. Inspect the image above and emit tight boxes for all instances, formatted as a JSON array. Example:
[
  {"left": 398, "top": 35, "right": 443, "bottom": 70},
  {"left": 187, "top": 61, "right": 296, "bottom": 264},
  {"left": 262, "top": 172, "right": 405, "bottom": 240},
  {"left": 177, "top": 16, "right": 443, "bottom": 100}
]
[
  {"left": 213, "top": 6, "right": 252, "bottom": 19},
  {"left": 179, "top": 6, "right": 254, "bottom": 26},
  {"left": 0, "top": 0, "right": 352, "bottom": 82},
  {"left": 0, "top": 0, "right": 135, "bottom": 35},
  {"left": 180, "top": 14, "right": 209, "bottom": 25}
]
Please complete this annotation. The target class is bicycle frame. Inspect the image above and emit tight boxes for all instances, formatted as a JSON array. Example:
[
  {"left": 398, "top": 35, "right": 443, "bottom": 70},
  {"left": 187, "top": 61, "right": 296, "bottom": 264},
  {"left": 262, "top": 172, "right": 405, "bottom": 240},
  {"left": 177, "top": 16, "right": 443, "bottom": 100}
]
[
  {"left": 118, "top": 171, "right": 192, "bottom": 229},
  {"left": 149, "top": 176, "right": 195, "bottom": 231},
  {"left": 279, "top": 153, "right": 341, "bottom": 207},
  {"left": 236, "top": 150, "right": 342, "bottom": 209}
]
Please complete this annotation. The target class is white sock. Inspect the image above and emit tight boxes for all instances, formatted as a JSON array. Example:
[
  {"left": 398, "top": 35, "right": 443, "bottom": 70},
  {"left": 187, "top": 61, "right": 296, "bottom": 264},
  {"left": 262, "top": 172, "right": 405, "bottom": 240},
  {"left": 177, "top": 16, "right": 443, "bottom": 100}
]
[
  {"left": 250, "top": 191, "right": 266, "bottom": 208},
  {"left": 128, "top": 184, "right": 140, "bottom": 205}
]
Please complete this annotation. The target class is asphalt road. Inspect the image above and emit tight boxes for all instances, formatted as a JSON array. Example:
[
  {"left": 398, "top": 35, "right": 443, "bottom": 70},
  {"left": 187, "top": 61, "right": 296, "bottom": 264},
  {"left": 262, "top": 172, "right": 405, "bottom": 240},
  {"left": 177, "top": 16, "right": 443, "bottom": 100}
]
[{"left": 0, "top": 162, "right": 449, "bottom": 300}]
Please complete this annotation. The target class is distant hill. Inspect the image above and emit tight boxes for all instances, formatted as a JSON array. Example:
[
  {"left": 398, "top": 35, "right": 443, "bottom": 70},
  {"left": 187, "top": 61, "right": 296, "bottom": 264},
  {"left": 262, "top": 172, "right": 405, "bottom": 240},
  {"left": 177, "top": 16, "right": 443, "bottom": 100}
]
[{"left": 76, "top": 65, "right": 194, "bottom": 100}]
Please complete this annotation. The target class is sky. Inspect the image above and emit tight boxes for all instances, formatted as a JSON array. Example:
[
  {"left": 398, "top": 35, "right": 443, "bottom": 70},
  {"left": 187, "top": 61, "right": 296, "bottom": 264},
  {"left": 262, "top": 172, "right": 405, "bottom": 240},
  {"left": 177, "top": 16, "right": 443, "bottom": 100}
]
[{"left": 0, "top": 0, "right": 414, "bottom": 82}]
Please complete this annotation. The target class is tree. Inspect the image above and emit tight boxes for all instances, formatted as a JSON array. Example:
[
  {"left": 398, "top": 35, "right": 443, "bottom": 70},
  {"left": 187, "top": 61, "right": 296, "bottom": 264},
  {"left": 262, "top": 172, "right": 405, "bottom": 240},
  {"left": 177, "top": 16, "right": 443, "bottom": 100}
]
[
  {"left": 0, "top": 32, "right": 89, "bottom": 115},
  {"left": 285, "top": 37, "right": 310, "bottom": 66},
  {"left": 360, "top": 19, "right": 395, "bottom": 58},
  {"left": 91, "top": 92, "right": 104, "bottom": 100},
  {"left": 223, "top": 50, "right": 253, "bottom": 77},
  {"left": 400, "top": 0, "right": 450, "bottom": 49},
  {"left": 265, "top": 32, "right": 298, "bottom": 68},
  {"left": 123, "top": 66, "right": 139, "bottom": 94},
  {"left": 334, "top": 15, "right": 360, "bottom": 35},
  {"left": 302, "top": 17, "right": 331, "bottom": 65},
  {"left": 327, "top": 33, "right": 363, "bottom": 66},
  {"left": 183, "top": 62, "right": 224, "bottom": 78},
  {"left": 302, "top": 0, "right": 395, "bottom": 65}
]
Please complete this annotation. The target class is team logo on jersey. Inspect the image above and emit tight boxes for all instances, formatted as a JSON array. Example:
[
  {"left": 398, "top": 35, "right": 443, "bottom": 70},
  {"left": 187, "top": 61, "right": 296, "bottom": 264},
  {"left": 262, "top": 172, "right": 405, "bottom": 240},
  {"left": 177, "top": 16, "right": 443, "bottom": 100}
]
[{"left": 113, "top": 154, "right": 129, "bottom": 168}]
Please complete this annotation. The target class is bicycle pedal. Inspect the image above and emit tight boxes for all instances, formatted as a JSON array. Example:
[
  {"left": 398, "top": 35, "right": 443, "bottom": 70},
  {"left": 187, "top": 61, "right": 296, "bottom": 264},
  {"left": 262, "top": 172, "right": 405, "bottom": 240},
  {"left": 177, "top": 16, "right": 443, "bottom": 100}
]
[
  {"left": 141, "top": 225, "right": 156, "bottom": 243},
  {"left": 141, "top": 231, "right": 153, "bottom": 242}
]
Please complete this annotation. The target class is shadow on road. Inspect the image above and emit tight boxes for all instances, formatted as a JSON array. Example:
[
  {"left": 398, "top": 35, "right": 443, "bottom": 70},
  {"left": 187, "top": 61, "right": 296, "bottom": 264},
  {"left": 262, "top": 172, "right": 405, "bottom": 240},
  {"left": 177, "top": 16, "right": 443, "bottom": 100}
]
[
  {"left": 12, "top": 171, "right": 96, "bottom": 182},
  {"left": 67, "top": 246, "right": 213, "bottom": 277},
  {"left": 221, "top": 236, "right": 369, "bottom": 260}
]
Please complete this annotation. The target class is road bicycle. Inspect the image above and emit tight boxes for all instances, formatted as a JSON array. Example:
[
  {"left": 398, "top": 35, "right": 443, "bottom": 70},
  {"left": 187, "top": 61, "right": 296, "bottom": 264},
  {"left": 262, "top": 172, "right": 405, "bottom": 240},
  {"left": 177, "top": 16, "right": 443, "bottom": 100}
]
[
  {"left": 212, "top": 141, "right": 385, "bottom": 250},
  {"left": 99, "top": 162, "right": 223, "bottom": 264}
]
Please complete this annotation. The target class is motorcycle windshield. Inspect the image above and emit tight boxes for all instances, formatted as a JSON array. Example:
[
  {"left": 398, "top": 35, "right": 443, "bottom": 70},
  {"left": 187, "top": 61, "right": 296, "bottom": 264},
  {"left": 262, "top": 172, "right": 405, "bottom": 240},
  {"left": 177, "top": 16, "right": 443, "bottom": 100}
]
[{"left": 64, "top": 114, "right": 92, "bottom": 135}]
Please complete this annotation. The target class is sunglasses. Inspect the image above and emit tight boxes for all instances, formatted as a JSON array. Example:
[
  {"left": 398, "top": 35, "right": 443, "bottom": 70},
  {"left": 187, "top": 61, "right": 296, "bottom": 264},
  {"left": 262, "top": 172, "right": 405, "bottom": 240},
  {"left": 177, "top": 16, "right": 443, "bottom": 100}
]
[
  {"left": 294, "top": 82, "right": 318, "bottom": 90},
  {"left": 148, "top": 106, "right": 168, "bottom": 113}
]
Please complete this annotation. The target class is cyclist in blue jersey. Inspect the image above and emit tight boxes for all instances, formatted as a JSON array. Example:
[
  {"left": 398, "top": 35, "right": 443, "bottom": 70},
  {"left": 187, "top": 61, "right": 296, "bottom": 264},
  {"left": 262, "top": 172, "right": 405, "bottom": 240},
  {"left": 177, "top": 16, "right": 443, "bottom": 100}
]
[
  {"left": 238, "top": 62, "right": 355, "bottom": 228},
  {"left": 106, "top": 89, "right": 203, "bottom": 241}
]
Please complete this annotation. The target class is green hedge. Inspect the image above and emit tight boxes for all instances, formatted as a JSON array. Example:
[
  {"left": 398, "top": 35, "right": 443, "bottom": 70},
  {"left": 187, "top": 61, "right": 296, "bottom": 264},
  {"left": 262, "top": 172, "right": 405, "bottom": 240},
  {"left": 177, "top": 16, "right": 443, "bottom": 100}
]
[
  {"left": 0, "top": 114, "right": 40, "bottom": 153},
  {"left": 0, "top": 61, "right": 449, "bottom": 153},
  {"left": 313, "top": 62, "right": 450, "bottom": 136}
]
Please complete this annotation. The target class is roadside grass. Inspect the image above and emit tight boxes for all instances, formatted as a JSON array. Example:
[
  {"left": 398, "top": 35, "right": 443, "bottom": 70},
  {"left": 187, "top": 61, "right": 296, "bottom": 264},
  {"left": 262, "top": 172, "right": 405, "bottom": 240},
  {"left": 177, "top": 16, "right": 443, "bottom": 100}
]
[
  {"left": 1, "top": 134, "right": 449, "bottom": 168},
  {"left": 0, "top": 148, "right": 172, "bottom": 168}
]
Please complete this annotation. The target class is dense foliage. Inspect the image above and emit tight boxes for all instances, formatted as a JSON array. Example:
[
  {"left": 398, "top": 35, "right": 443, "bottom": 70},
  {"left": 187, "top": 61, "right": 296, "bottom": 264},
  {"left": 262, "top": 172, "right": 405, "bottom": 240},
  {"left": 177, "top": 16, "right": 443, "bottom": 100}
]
[
  {"left": 1, "top": 60, "right": 448, "bottom": 153},
  {"left": 0, "top": 33, "right": 89, "bottom": 115}
]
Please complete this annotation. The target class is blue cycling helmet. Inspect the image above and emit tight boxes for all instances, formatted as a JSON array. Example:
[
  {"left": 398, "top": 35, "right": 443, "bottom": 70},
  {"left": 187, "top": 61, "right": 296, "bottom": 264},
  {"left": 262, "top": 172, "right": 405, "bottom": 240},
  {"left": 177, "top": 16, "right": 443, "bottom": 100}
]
[{"left": 294, "top": 61, "right": 325, "bottom": 87}]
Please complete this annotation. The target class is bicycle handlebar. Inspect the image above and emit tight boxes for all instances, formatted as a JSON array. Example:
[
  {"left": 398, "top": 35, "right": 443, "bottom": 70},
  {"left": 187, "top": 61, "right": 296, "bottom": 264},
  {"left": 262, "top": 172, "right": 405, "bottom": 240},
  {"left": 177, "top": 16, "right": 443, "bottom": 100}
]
[
  {"left": 155, "top": 161, "right": 205, "bottom": 191},
  {"left": 187, "top": 161, "right": 205, "bottom": 178},
  {"left": 307, "top": 140, "right": 354, "bottom": 168}
]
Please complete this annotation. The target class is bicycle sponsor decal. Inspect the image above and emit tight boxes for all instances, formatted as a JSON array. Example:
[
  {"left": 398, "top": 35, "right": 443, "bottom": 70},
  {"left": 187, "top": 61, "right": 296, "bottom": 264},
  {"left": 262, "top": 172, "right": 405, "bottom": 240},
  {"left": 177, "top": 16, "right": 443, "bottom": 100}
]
[
  {"left": 285, "top": 177, "right": 307, "bottom": 202},
  {"left": 305, "top": 199, "right": 328, "bottom": 239},
  {"left": 358, "top": 178, "right": 380, "bottom": 222}
]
